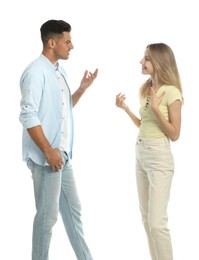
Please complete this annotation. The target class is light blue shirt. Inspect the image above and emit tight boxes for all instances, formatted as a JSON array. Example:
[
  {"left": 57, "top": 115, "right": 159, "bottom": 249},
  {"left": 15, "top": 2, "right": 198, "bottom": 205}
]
[{"left": 19, "top": 54, "right": 74, "bottom": 166}]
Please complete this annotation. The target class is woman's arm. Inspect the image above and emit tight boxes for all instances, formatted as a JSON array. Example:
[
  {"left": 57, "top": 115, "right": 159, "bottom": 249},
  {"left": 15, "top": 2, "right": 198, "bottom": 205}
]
[
  {"left": 115, "top": 93, "right": 141, "bottom": 128},
  {"left": 152, "top": 100, "right": 182, "bottom": 141},
  {"left": 149, "top": 87, "right": 182, "bottom": 141}
]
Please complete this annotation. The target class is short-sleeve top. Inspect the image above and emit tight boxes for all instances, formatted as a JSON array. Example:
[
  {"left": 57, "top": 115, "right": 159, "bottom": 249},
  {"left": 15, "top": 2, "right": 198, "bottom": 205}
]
[{"left": 139, "top": 85, "right": 183, "bottom": 139}]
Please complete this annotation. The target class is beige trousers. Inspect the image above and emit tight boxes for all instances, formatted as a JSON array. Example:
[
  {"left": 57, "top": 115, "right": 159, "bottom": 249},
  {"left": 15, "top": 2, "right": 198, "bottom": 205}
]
[{"left": 136, "top": 137, "right": 174, "bottom": 260}]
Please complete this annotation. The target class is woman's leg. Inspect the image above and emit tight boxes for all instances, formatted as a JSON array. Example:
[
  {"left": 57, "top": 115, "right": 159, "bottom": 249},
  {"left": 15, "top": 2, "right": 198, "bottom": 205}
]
[{"left": 136, "top": 138, "right": 174, "bottom": 260}]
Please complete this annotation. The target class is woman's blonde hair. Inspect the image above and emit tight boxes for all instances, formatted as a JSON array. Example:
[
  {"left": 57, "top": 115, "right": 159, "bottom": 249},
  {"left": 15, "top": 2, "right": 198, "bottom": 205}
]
[{"left": 140, "top": 43, "right": 183, "bottom": 98}]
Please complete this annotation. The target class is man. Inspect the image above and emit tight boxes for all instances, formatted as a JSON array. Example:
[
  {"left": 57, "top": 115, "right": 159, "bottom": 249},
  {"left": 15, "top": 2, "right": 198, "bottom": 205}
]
[{"left": 19, "top": 19, "right": 98, "bottom": 260}]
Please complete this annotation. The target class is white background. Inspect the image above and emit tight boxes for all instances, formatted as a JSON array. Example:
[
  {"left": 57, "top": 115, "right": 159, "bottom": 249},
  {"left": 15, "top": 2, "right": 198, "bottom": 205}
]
[{"left": 0, "top": 0, "right": 198, "bottom": 259}]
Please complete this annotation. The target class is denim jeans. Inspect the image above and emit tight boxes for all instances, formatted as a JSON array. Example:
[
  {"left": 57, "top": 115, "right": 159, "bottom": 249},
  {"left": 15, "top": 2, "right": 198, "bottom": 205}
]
[
  {"left": 136, "top": 137, "right": 174, "bottom": 260},
  {"left": 27, "top": 151, "right": 93, "bottom": 260}
]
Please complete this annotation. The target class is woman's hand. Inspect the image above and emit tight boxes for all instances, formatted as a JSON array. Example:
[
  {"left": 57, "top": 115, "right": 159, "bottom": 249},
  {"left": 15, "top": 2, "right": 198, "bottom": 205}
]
[
  {"left": 115, "top": 93, "right": 129, "bottom": 111},
  {"left": 150, "top": 87, "right": 165, "bottom": 111}
]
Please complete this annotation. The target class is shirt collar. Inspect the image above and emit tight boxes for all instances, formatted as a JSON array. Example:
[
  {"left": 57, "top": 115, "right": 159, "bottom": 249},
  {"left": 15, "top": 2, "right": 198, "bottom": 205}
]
[{"left": 40, "top": 54, "right": 60, "bottom": 71}]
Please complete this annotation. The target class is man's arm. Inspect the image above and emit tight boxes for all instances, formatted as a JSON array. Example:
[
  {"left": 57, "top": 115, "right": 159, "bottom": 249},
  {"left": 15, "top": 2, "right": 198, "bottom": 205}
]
[
  {"left": 72, "top": 69, "right": 98, "bottom": 107},
  {"left": 27, "top": 125, "right": 63, "bottom": 171}
]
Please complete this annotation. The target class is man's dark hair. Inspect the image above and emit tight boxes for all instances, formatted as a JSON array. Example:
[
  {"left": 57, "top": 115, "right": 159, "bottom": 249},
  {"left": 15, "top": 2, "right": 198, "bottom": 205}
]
[{"left": 40, "top": 19, "right": 71, "bottom": 45}]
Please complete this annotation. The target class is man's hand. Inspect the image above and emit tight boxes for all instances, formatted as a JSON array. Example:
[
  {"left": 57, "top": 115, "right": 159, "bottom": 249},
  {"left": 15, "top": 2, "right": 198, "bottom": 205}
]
[
  {"left": 45, "top": 148, "right": 63, "bottom": 172},
  {"left": 79, "top": 69, "right": 98, "bottom": 92}
]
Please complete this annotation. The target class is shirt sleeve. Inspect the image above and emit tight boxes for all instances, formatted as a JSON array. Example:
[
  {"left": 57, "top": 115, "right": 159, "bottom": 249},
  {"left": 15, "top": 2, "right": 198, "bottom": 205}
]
[
  {"left": 167, "top": 86, "right": 183, "bottom": 106},
  {"left": 19, "top": 67, "right": 43, "bottom": 129}
]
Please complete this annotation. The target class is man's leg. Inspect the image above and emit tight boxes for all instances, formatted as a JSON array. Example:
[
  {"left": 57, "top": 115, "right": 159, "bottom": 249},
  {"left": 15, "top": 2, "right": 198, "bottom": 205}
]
[
  {"left": 59, "top": 153, "right": 93, "bottom": 260},
  {"left": 27, "top": 160, "right": 62, "bottom": 260}
]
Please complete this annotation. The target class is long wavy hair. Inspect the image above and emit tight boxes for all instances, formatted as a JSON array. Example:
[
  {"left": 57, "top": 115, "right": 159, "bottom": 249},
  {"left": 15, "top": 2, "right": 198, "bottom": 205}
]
[{"left": 139, "top": 43, "right": 183, "bottom": 98}]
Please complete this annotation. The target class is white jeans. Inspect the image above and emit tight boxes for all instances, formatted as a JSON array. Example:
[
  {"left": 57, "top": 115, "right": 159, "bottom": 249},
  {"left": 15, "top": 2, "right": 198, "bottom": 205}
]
[{"left": 136, "top": 137, "right": 174, "bottom": 260}]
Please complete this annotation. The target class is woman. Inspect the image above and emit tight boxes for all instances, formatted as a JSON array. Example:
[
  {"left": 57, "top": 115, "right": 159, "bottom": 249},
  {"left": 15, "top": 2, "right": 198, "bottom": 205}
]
[{"left": 116, "top": 43, "right": 183, "bottom": 260}]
